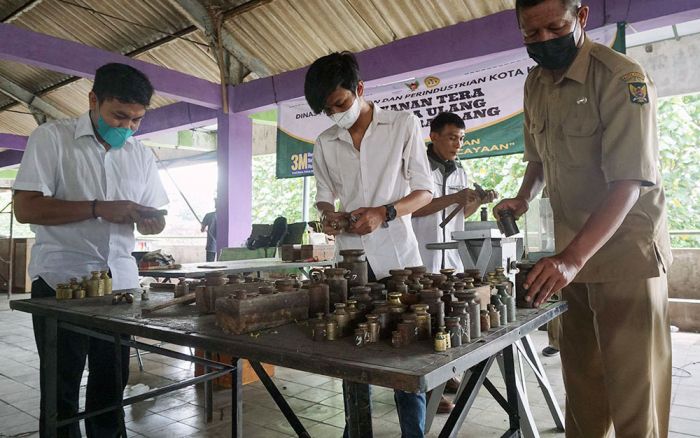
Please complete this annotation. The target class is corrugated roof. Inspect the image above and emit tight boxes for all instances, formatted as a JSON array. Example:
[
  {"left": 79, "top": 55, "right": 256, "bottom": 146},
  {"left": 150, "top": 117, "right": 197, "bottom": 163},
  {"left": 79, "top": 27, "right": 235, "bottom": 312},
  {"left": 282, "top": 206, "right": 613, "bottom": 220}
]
[{"left": 0, "top": 0, "right": 516, "bottom": 137}]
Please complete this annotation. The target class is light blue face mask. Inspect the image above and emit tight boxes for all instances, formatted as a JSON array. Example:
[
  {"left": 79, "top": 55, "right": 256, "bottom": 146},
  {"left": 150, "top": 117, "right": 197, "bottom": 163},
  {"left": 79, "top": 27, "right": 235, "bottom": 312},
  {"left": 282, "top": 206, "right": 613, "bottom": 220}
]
[{"left": 96, "top": 115, "right": 133, "bottom": 150}]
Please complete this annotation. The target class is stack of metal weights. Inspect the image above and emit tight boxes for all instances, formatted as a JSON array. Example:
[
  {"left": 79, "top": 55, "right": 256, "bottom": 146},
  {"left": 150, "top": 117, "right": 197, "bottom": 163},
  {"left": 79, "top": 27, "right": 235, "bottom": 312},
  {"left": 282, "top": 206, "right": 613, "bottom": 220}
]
[
  {"left": 215, "top": 274, "right": 309, "bottom": 335},
  {"left": 308, "top": 250, "right": 519, "bottom": 352},
  {"left": 54, "top": 270, "right": 112, "bottom": 300}
]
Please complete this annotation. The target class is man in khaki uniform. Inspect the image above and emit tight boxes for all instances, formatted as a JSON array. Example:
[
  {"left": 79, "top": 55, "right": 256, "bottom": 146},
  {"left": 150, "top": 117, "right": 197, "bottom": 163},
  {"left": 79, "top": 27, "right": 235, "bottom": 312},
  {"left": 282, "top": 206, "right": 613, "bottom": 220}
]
[{"left": 495, "top": 1, "right": 672, "bottom": 437}]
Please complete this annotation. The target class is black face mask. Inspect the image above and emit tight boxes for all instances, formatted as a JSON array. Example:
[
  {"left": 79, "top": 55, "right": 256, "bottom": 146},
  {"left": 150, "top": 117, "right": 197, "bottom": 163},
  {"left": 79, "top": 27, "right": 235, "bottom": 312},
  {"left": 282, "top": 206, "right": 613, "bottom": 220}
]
[{"left": 526, "top": 22, "right": 580, "bottom": 70}]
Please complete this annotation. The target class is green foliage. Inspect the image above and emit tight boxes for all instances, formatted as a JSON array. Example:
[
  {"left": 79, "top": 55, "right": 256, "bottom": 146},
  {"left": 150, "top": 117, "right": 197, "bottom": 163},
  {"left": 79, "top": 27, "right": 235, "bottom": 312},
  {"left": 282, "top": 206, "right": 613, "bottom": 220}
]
[
  {"left": 460, "top": 154, "right": 527, "bottom": 219},
  {"left": 657, "top": 94, "right": 700, "bottom": 248},
  {"left": 251, "top": 154, "right": 318, "bottom": 224}
]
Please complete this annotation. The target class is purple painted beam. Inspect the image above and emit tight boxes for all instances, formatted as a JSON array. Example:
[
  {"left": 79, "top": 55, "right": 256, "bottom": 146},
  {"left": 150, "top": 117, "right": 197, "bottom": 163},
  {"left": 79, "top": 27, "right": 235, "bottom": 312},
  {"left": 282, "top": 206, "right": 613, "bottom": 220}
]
[
  {"left": 0, "top": 133, "right": 27, "bottom": 151},
  {"left": 231, "top": 0, "right": 700, "bottom": 113},
  {"left": 0, "top": 150, "right": 23, "bottom": 168},
  {"left": 136, "top": 102, "right": 217, "bottom": 138},
  {"left": 216, "top": 109, "right": 253, "bottom": 250},
  {"left": 0, "top": 23, "right": 222, "bottom": 109},
  {"left": 605, "top": 0, "right": 700, "bottom": 24},
  {"left": 0, "top": 103, "right": 215, "bottom": 146}
]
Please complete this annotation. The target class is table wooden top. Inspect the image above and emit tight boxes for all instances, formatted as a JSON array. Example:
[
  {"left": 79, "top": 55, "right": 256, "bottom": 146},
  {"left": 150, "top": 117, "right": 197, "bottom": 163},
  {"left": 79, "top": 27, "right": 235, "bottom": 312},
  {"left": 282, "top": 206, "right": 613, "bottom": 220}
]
[
  {"left": 138, "top": 258, "right": 333, "bottom": 279},
  {"left": 10, "top": 293, "right": 566, "bottom": 392}
]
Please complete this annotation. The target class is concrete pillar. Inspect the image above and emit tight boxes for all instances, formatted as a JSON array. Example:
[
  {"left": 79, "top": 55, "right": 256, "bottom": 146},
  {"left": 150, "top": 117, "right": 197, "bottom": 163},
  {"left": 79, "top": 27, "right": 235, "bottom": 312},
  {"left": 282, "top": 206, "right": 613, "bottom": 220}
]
[{"left": 216, "top": 110, "right": 253, "bottom": 250}]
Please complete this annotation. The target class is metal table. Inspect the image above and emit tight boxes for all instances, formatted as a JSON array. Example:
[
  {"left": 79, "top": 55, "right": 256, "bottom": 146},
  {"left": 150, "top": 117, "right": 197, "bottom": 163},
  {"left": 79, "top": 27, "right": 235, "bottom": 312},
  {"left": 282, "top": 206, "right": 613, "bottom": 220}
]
[
  {"left": 10, "top": 294, "right": 566, "bottom": 438},
  {"left": 138, "top": 258, "right": 334, "bottom": 279}
]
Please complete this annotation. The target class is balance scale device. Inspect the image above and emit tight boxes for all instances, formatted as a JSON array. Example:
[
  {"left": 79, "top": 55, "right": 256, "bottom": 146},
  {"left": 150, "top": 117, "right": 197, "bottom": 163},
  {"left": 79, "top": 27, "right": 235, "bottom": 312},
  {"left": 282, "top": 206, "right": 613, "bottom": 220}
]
[{"left": 425, "top": 221, "right": 523, "bottom": 281}]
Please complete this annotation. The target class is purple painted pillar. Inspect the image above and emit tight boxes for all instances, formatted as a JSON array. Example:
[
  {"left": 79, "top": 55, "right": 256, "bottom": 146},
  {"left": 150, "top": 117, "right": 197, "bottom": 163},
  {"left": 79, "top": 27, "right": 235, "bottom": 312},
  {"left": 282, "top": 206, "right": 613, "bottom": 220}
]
[{"left": 216, "top": 110, "right": 253, "bottom": 250}]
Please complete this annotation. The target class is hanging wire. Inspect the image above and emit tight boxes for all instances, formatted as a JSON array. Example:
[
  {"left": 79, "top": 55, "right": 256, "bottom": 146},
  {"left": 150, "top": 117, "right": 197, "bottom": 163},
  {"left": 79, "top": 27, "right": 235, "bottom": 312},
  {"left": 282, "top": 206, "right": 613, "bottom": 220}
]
[
  {"left": 150, "top": 149, "right": 217, "bottom": 246},
  {"left": 56, "top": 0, "right": 209, "bottom": 49},
  {"left": 151, "top": 149, "right": 202, "bottom": 224}
]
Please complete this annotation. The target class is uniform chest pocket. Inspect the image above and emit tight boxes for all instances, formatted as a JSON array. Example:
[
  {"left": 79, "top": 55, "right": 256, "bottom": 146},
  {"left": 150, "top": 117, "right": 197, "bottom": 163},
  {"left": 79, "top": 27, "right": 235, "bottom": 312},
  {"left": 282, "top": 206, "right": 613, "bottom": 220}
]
[
  {"left": 560, "top": 117, "right": 601, "bottom": 168},
  {"left": 528, "top": 116, "right": 547, "bottom": 157}
]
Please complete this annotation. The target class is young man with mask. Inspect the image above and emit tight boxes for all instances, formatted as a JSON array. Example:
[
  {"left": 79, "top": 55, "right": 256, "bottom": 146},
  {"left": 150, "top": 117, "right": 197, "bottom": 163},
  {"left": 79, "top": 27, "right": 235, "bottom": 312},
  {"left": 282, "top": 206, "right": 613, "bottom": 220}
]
[
  {"left": 411, "top": 113, "right": 496, "bottom": 414},
  {"left": 412, "top": 112, "right": 497, "bottom": 274},
  {"left": 306, "top": 51, "right": 433, "bottom": 438},
  {"left": 14, "top": 63, "right": 168, "bottom": 437},
  {"left": 494, "top": 1, "right": 672, "bottom": 436}
]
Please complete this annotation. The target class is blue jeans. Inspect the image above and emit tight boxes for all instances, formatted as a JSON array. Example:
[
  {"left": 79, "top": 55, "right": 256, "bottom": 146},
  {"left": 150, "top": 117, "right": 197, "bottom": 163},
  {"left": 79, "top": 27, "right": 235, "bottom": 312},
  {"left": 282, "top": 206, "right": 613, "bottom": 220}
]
[
  {"left": 343, "top": 388, "right": 426, "bottom": 438},
  {"left": 394, "top": 390, "right": 427, "bottom": 438}
]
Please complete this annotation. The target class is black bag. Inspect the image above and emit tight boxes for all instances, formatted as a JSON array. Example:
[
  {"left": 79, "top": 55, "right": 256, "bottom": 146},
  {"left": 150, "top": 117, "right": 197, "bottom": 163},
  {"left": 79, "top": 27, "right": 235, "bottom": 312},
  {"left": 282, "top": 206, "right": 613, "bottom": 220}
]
[{"left": 245, "top": 217, "right": 288, "bottom": 250}]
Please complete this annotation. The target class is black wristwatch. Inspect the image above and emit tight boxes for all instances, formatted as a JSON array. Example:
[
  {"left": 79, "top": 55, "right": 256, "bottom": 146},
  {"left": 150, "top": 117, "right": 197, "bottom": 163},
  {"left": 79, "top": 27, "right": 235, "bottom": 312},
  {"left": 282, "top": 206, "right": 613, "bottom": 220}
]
[{"left": 383, "top": 203, "right": 397, "bottom": 222}]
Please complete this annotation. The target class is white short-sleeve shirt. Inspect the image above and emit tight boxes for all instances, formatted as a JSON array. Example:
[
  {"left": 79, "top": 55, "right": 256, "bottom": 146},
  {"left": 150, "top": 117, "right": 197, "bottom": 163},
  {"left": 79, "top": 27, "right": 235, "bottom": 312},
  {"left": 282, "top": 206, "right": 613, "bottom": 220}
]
[
  {"left": 13, "top": 112, "right": 169, "bottom": 290},
  {"left": 313, "top": 104, "right": 433, "bottom": 280},
  {"left": 412, "top": 155, "right": 469, "bottom": 274}
]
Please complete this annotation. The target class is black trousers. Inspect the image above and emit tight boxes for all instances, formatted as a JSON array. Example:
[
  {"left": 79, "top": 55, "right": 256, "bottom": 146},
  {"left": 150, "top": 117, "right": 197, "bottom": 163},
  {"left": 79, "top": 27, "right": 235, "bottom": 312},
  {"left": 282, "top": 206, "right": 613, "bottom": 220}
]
[
  {"left": 205, "top": 251, "right": 216, "bottom": 262},
  {"left": 32, "top": 278, "right": 130, "bottom": 438}
]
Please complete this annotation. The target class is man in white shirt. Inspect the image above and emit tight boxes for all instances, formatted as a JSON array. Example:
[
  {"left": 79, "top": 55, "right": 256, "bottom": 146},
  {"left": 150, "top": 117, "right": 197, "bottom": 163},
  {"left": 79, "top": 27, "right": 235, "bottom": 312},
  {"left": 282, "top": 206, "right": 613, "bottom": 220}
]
[
  {"left": 14, "top": 63, "right": 168, "bottom": 437},
  {"left": 306, "top": 52, "right": 433, "bottom": 437},
  {"left": 412, "top": 112, "right": 497, "bottom": 274},
  {"left": 411, "top": 112, "right": 497, "bottom": 413}
]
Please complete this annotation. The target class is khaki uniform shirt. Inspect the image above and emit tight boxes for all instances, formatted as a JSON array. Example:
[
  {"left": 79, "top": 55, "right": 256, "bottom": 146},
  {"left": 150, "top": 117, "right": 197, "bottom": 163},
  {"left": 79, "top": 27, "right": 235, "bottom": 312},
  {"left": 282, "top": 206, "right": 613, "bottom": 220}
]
[{"left": 523, "top": 37, "right": 672, "bottom": 283}]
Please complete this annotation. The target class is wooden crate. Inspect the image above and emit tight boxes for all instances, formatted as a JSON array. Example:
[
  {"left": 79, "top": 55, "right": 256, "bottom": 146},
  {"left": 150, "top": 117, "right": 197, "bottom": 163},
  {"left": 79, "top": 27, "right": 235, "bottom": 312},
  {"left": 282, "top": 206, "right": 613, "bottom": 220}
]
[
  {"left": 194, "top": 349, "right": 275, "bottom": 388},
  {"left": 300, "top": 244, "right": 335, "bottom": 262},
  {"left": 281, "top": 244, "right": 335, "bottom": 262},
  {"left": 279, "top": 244, "right": 301, "bottom": 262}
]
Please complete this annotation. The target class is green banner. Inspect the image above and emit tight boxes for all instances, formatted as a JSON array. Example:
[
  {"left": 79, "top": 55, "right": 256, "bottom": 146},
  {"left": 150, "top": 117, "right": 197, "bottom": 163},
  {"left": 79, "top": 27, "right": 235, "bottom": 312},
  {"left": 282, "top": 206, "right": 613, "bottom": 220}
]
[
  {"left": 276, "top": 111, "right": 524, "bottom": 178},
  {"left": 276, "top": 129, "right": 314, "bottom": 179},
  {"left": 276, "top": 25, "right": 621, "bottom": 177},
  {"left": 459, "top": 111, "right": 524, "bottom": 159}
]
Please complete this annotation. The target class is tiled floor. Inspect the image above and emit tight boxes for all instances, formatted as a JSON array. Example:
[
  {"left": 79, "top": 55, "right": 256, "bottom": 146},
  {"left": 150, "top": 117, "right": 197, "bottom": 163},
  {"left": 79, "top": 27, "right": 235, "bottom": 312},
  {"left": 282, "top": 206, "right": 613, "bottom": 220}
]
[{"left": 1, "top": 295, "right": 699, "bottom": 438}]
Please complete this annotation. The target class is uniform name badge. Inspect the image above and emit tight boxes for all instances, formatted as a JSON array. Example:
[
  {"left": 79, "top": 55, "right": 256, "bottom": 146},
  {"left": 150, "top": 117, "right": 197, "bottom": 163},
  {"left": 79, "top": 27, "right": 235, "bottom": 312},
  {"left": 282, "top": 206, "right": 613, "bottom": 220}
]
[
  {"left": 628, "top": 82, "right": 649, "bottom": 105},
  {"left": 621, "top": 71, "right": 649, "bottom": 105}
]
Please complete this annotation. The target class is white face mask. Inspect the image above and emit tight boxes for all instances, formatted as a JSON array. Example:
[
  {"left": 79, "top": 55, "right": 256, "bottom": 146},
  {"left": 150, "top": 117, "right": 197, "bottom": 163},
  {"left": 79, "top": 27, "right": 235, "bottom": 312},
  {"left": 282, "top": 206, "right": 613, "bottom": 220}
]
[{"left": 329, "top": 95, "right": 361, "bottom": 130}]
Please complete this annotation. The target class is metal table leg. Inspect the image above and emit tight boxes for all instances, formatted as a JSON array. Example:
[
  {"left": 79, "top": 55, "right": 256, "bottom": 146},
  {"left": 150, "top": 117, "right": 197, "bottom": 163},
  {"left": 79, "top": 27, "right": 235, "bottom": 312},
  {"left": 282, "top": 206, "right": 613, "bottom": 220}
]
[
  {"left": 519, "top": 334, "right": 565, "bottom": 430},
  {"left": 502, "top": 345, "right": 521, "bottom": 437},
  {"left": 42, "top": 316, "right": 58, "bottom": 438},
  {"left": 439, "top": 356, "right": 495, "bottom": 438},
  {"left": 249, "top": 361, "right": 310, "bottom": 438},
  {"left": 231, "top": 358, "right": 242, "bottom": 438},
  {"left": 497, "top": 353, "right": 538, "bottom": 438},
  {"left": 113, "top": 335, "right": 128, "bottom": 437},
  {"left": 343, "top": 381, "right": 372, "bottom": 438},
  {"left": 424, "top": 382, "right": 447, "bottom": 433},
  {"left": 204, "top": 351, "right": 213, "bottom": 422}
]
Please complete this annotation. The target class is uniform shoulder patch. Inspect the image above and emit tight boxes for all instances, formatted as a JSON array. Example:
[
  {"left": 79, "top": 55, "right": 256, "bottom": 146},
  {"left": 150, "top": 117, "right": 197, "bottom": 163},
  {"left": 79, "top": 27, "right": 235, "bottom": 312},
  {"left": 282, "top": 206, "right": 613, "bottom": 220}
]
[
  {"left": 621, "top": 71, "right": 646, "bottom": 83},
  {"left": 628, "top": 82, "right": 649, "bottom": 105}
]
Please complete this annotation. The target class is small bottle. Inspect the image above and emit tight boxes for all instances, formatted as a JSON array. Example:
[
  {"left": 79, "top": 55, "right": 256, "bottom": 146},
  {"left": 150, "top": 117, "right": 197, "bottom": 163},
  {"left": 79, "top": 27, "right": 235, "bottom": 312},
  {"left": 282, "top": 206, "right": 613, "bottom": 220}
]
[
  {"left": 96, "top": 271, "right": 105, "bottom": 296},
  {"left": 392, "top": 331, "right": 402, "bottom": 348},
  {"left": 488, "top": 304, "right": 501, "bottom": 328},
  {"left": 480, "top": 310, "right": 491, "bottom": 332},
  {"left": 354, "top": 328, "right": 367, "bottom": 347},
  {"left": 72, "top": 288, "right": 85, "bottom": 299},
  {"left": 333, "top": 303, "right": 350, "bottom": 337},
  {"left": 434, "top": 329, "right": 448, "bottom": 352},
  {"left": 313, "top": 320, "right": 327, "bottom": 342},
  {"left": 100, "top": 271, "right": 112, "bottom": 295},
  {"left": 480, "top": 206, "right": 488, "bottom": 221},
  {"left": 325, "top": 319, "right": 338, "bottom": 341},
  {"left": 445, "top": 317, "right": 462, "bottom": 348},
  {"left": 497, "top": 209, "right": 519, "bottom": 237},
  {"left": 175, "top": 277, "right": 189, "bottom": 298},
  {"left": 55, "top": 283, "right": 72, "bottom": 300},
  {"left": 69, "top": 278, "right": 80, "bottom": 292},
  {"left": 366, "top": 314, "right": 380, "bottom": 343},
  {"left": 87, "top": 272, "right": 100, "bottom": 297}
]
